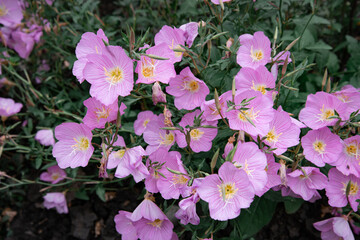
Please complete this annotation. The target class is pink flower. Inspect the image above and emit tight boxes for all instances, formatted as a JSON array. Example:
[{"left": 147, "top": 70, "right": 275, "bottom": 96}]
[
  {"left": 114, "top": 211, "right": 138, "bottom": 240},
  {"left": 211, "top": 0, "right": 232, "bottom": 4},
  {"left": 232, "top": 142, "right": 268, "bottom": 196},
  {"left": 135, "top": 43, "right": 176, "bottom": 84},
  {"left": 154, "top": 25, "right": 186, "bottom": 62},
  {"left": 9, "top": 30, "right": 35, "bottom": 59},
  {"left": 179, "top": 22, "right": 198, "bottom": 47},
  {"left": 166, "top": 67, "right": 209, "bottom": 110},
  {"left": 156, "top": 152, "right": 191, "bottom": 199},
  {"left": 176, "top": 110, "right": 218, "bottom": 153},
  {"left": 43, "top": 192, "right": 68, "bottom": 214},
  {"left": 152, "top": 82, "right": 167, "bottom": 105},
  {"left": 226, "top": 90, "right": 274, "bottom": 135},
  {"left": 301, "top": 127, "right": 342, "bottom": 167},
  {"left": 313, "top": 217, "right": 355, "bottom": 240},
  {"left": 73, "top": 29, "right": 109, "bottom": 83},
  {"left": 174, "top": 179, "right": 202, "bottom": 225},
  {"left": 144, "top": 149, "right": 180, "bottom": 193},
  {"left": 107, "top": 136, "right": 149, "bottom": 183},
  {"left": 333, "top": 136, "right": 360, "bottom": 177},
  {"left": 143, "top": 114, "right": 176, "bottom": 154},
  {"left": 197, "top": 162, "right": 255, "bottom": 221},
  {"left": 0, "top": 0, "right": 23, "bottom": 27},
  {"left": 332, "top": 85, "right": 360, "bottom": 116},
  {"left": 52, "top": 122, "right": 94, "bottom": 168},
  {"left": 131, "top": 196, "right": 168, "bottom": 222},
  {"left": 299, "top": 92, "right": 348, "bottom": 130},
  {"left": 0, "top": 97, "right": 22, "bottom": 117},
  {"left": 259, "top": 109, "right": 300, "bottom": 155},
  {"left": 134, "top": 111, "right": 157, "bottom": 136},
  {"left": 236, "top": 31, "right": 271, "bottom": 69},
  {"left": 260, "top": 154, "right": 281, "bottom": 196},
  {"left": 235, "top": 66, "right": 276, "bottom": 98},
  {"left": 83, "top": 46, "right": 134, "bottom": 105},
  {"left": 82, "top": 97, "right": 126, "bottom": 129},
  {"left": 40, "top": 165, "right": 66, "bottom": 184},
  {"left": 35, "top": 129, "right": 55, "bottom": 146},
  {"left": 326, "top": 168, "right": 360, "bottom": 212},
  {"left": 287, "top": 167, "right": 327, "bottom": 201},
  {"left": 201, "top": 91, "right": 232, "bottom": 122},
  {"left": 133, "top": 217, "right": 174, "bottom": 240}
]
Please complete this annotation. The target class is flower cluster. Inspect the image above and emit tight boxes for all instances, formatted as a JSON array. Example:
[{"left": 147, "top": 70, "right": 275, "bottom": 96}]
[{"left": 38, "top": 2, "right": 360, "bottom": 240}]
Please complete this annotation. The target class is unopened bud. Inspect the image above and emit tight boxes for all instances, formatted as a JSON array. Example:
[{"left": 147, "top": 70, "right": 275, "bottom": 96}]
[{"left": 152, "top": 82, "right": 166, "bottom": 105}]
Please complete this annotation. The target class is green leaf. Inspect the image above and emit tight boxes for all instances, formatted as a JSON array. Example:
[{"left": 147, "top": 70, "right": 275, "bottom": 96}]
[
  {"left": 235, "top": 197, "right": 277, "bottom": 238},
  {"left": 305, "top": 41, "right": 332, "bottom": 51},
  {"left": 75, "top": 188, "right": 89, "bottom": 201},
  {"left": 35, "top": 156, "right": 42, "bottom": 169},
  {"left": 96, "top": 185, "right": 106, "bottom": 202},
  {"left": 284, "top": 198, "right": 304, "bottom": 214}
]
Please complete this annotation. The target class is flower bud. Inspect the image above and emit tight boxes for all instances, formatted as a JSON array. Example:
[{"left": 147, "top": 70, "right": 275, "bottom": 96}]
[{"left": 152, "top": 82, "right": 166, "bottom": 105}]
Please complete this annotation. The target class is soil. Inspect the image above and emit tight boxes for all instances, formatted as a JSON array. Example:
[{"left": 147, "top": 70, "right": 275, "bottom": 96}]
[{"left": 2, "top": 182, "right": 327, "bottom": 240}]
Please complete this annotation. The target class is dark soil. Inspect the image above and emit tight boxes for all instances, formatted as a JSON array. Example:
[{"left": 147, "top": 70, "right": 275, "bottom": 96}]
[{"left": 2, "top": 183, "right": 328, "bottom": 240}]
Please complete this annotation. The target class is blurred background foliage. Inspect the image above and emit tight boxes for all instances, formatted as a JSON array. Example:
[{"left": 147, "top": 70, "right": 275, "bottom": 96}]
[{"left": 0, "top": 0, "right": 359, "bottom": 239}]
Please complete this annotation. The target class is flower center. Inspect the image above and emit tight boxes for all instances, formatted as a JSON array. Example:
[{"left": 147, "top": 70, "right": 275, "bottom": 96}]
[
  {"left": 218, "top": 182, "right": 238, "bottom": 200},
  {"left": 183, "top": 79, "right": 199, "bottom": 93},
  {"left": 171, "top": 174, "right": 188, "bottom": 185},
  {"left": 349, "top": 182, "right": 359, "bottom": 195},
  {"left": 265, "top": 127, "right": 282, "bottom": 144},
  {"left": 72, "top": 137, "right": 90, "bottom": 152},
  {"left": 0, "top": 5, "right": 8, "bottom": 17},
  {"left": 318, "top": 105, "right": 335, "bottom": 121},
  {"left": 94, "top": 106, "right": 110, "bottom": 121},
  {"left": 160, "top": 132, "right": 175, "bottom": 146},
  {"left": 51, "top": 173, "right": 60, "bottom": 181},
  {"left": 143, "top": 119, "right": 150, "bottom": 127},
  {"left": 104, "top": 66, "right": 123, "bottom": 84},
  {"left": 250, "top": 47, "right": 264, "bottom": 62},
  {"left": 115, "top": 149, "right": 126, "bottom": 158},
  {"left": 190, "top": 129, "right": 204, "bottom": 140},
  {"left": 313, "top": 140, "right": 326, "bottom": 154},
  {"left": 237, "top": 107, "right": 259, "bottom": 123},
  {"left": 345, "top": 142, "right": 359, "bottom": 159},
  {"left": 251, "top": 82, "right": 267, "bottom": 95},
  {"left": 147, "top": 219, "right": 163, "bottom": 228}
]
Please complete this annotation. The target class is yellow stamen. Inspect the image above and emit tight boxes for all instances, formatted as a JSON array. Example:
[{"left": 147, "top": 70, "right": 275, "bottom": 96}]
[
  {"left": 147, "top": 219, "right": 163, "bottom": 228},
  {"left": 218, "top": 182, "right": 238, "bottom": 200},
  {"left": 104, "top": 66, "right": 123, "bottom": 84},
  {"left": 313, "top": 140, "right": 326, "bottom": 154},
  {"left": 141, "top": 58, "right": 156, "bottom": 79},
  {"left": 237, "top": 107, "right": 259, "bottom": 123},
  {"left": 0, "top": 5, "right": 8, "bottom": 17},
  {"left": 71, "top": 137, "right": 90, "bottom": 152},
  {"left": 190, "top": 129, "right": 204, "bottom": 140},
  {"left": 251, "top": 82, "right": 267, "bottom": 95},
  {"left": 182, "top": 79, "right": 199, "bottom": 93},
  {"left": 115, "top": 149, "right": 126, "bottom": 158},
  {"left": 94, "top": 106, "right": 110, "bottom": 122},
  {"left": 318, "top": 104, "right": 335, "bottom": 122},
  {"left": 250, "top": 46, "right": 264, "bottom": 62},
  {"left": 160, "top": 132, "right": 175, "bottom": 146},
  {"left": 143, "top": 119, "right": 150, "bottom": 127},
  {"left": 265, "top": 127, "right": 282, "bottom": 144},
  {"left": 171, "top": 175, "right": 188, "bottom": 185}
]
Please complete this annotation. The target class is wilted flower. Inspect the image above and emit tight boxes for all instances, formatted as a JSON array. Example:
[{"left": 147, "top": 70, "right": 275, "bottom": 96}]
[
  {"left": 152, "top": 82, "right": 167, "bottom": 105},
  {"left": 43, "top": 192, "right": 68, "bottom": 214},
  {"left": 0, "top": 97, "right": 22, "bottom": 118},
  {"left": 35, "top": 129, "right": 55, "bottom": 146}
]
